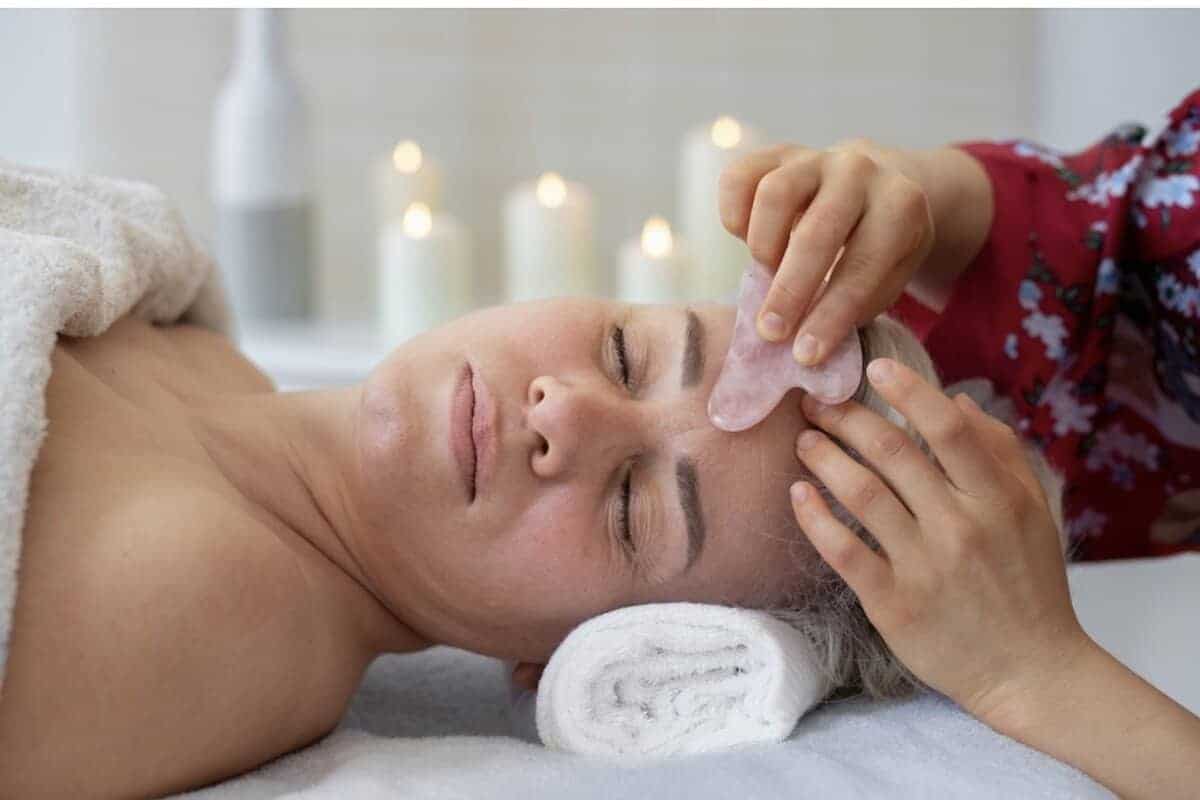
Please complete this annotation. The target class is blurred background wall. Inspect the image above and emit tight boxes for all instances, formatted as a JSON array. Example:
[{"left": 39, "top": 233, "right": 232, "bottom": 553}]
[{"left": 2, "top": 8, "right": 1197, "bottom": 321}]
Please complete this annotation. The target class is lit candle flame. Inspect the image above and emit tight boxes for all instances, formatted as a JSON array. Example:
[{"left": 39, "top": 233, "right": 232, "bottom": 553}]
[
  {"left": 641, "top": 216, "right": 674, "bottom": 259},
  {"left": 536, "top": 172, "right": 567, "bottom": 208},
  {"left": 402, "top": 202, "right": 433, "bottom": 239},
  {"left": 392, "top": 140, "right": 423, "bottom": 174},
  {"left": 710, "top": 116, "right": 742, "bottom": 150}
]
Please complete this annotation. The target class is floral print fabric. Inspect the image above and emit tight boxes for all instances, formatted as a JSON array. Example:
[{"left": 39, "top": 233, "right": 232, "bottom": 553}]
[{"left": 892, "top": 89, "right": 1200, "bottom": 562}]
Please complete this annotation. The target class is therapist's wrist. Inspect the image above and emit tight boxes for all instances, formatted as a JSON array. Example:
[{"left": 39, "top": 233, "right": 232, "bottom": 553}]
[
  {"left": 965, "top": 631, "right": 1200, "bottom": 800},
  {"left": 965, "top": 629, "right": 1104, "bottom": 740},
  {"left": 903, "top": 145, "right": 994, "bottom": 307}
]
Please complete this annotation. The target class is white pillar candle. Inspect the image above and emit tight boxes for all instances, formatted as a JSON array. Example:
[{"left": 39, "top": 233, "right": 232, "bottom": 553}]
[
  {"left": 378, "top": 202, "right": 472, "bottom": 343},
  {"left": 617, "top": 216, "right": 691, "bottom": 305},
  {"left": 503, "top": 171, "right": 597, "bottom": 302},
  {"left": 678, "top": 115, "right": 764, "bottom": 301},
  {"left": 373, "top": 139, "right": 443, "bottom": 226}
]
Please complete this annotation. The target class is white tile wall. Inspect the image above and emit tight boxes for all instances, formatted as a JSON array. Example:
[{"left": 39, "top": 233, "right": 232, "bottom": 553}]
[
  {"left": 4, "top": 8, "right": 1042, "bottom": 321},
  {"left": 1034, "top": 9, "right": 1200, "bottom": 151}
]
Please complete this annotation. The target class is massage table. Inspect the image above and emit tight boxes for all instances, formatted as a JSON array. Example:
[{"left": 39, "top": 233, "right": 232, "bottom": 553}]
[{"left": 175, "top": 553, "right": 1199, "bottom": 799}]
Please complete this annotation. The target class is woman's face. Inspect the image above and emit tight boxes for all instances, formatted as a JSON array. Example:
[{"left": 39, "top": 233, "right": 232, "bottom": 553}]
[{"left": 353, "top": 297, "right": 818, "bottom": 663}]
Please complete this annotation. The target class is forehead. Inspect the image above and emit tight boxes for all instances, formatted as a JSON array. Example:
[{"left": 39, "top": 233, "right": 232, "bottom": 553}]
[
  {"left": 683, "top": 393, "right": 812, "bottom": 599},
  {"left": 637, "top": 301, "right": 815, "bottom": 603}
]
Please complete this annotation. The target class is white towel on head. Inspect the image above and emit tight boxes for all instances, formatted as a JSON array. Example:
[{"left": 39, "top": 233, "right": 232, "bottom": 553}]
[{"left": 518, "top": 602, "right": 833, "bottom": 758}]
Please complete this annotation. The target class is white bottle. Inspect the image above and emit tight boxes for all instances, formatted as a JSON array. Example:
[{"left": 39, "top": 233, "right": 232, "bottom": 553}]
[{"left": 212, "top": 8, "right": 314, "bottom": 323}]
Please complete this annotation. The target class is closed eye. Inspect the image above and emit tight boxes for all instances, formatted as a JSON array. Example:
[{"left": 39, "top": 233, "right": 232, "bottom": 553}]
[
  {"left": 607, "top": 323, "right": 637, "bottom": 559},
  {"left": 618, "top": 463, "right": 635, "bottom": 553},
  {"left": 612, "top": 326, "right": 630, "bottom": 387}
]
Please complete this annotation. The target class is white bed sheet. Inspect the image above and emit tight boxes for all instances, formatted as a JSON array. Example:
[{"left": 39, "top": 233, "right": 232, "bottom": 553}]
[{"left": 176, "top": 553, "right": 1200, "bottom": 799}]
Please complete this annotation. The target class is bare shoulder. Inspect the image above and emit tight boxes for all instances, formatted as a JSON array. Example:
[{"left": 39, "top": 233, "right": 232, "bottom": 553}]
[
  {"left": 64, "top": 315, "right": 276, "bottom": 397},
  {"left": 155, "top": 319, "right": 277, "bottom": 394},
  {"left": 0, "top": 484, "right": 358, "bottom": 799}
]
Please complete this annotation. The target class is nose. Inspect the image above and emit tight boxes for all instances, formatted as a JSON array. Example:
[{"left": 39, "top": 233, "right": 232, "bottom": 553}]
[{"left": 525, "top": 374, "right": 628, "bottom": 478}]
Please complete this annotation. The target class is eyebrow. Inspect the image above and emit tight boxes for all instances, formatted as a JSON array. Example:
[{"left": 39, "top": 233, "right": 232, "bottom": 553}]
[
  {"left": 681, "top": 308, "right": 704, "bottom": 388},
  {"left": 676, "top": 457, "right": 706, "bottom": 572}
]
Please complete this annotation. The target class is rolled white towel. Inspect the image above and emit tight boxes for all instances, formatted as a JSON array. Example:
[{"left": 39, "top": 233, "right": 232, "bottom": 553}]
[{"left": 512, "top": 602, "right": 833, "bottom": 759}]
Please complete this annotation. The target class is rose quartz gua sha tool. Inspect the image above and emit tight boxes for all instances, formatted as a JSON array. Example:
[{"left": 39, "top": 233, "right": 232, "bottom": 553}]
[{"left": 708, "top": 260, "right": 864, "bottom": 433}]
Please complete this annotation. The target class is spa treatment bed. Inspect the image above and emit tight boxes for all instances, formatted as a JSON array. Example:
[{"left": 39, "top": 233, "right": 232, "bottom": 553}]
[{"left": 176, "top": 553, "right": 1196, "bottom": 799}]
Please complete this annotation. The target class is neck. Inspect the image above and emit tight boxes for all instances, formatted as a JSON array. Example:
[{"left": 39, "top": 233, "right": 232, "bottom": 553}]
[{"left": 189, "top": 386, "right": 429, "bottom": 658}]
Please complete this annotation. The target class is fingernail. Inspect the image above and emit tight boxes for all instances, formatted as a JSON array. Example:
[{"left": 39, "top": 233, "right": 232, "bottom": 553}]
[
  {"left": 796, "top": 429, "right": 821, "bottom": 451},
  {"left": 793, "top": 333, "right": 819, "bottom": 365},
  {"left": 791, "top": 482, "right": 810, "bottom": 503},
  {"left": 867, "top": 358, "right": 895, "bottom": 384},
  {"left": 758, "top": 311, "right": 787, "bottom": 341}
]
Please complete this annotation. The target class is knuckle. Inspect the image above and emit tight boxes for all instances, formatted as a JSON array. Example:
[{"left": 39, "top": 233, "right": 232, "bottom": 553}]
[
  {"left": 754, "top": 171, "right": 795, "bottom": 208},
  {"left": 833, "top": 274, "right": 875, "bottom": 310},
  {"left": 848, "top": 476, "right": 884, "bottom": 511},
  {"left": 929, "top": 407, "right": 970, "bottom": 446},
  {"left": 824, "top": 538, "right": 862, "bottom": 572},
  {"left": 749, "top": 239, "right": 781, "bottom": 269},
  {"left": 871, "top": 429, "right": 909, "bottom": 460},
  {"left": 829, "top": 148, "right": 877, "bottom": 179},
  {"left": 831, "top": 248, "right": 876, "bottom": 284},
  {"left": 768, "top": 276, "right": 808, "bottom": 309},
  {"left": 797, "top": 204, "right": 852, "bottom": 249}
]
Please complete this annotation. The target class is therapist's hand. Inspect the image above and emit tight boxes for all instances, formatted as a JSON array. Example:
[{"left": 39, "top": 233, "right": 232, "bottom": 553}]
[
  {"left": 718, "top": 140, "right": 936, "bottom": 366},
  {"left": 788, "top": 358, "right": 1090, "bottom": 722}
]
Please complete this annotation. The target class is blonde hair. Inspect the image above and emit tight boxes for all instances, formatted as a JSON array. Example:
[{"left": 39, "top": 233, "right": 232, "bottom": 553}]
[{"left": 761, "top": 315, "right": 1068, "bottom": 701}]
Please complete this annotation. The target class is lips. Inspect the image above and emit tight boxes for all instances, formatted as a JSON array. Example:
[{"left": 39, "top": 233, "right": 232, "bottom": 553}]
[
  {"left": 470, "top": 365, "right": 497, "bottom": 498},
  {"left": 450, "top": 363, "right": 477, "bottom": 500},
  {"left": 451, "top": 361, "right": 498, "bottom": 503}
]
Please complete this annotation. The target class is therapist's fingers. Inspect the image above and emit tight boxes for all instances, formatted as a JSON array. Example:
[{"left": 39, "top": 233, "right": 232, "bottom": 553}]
[
  {"left": 954, "top": 393, "right": 1046, "bottom": 505},
  {"left": 793, "top": 176, "right": 933, "bottom": 365},
  {"left": 744, "top": 152, "right": 822, "bottom": 275},
  {"left": 718, "top": 143, "right": 797, "bottom": 240},
  {"left": 757, "top": 152, "right": 871, "bottom": 345},
  {"left": 793, "top": 426, "right": 921, "bottom": 566},
  {"left": 790, "top": 480, "right": 895, "bottom": 610},
  {"left": 864, "top": 359, "right": 1009, "bottom": 502},
  {"left": 800, "top": 394, "right": 956, "bottom": 523}
]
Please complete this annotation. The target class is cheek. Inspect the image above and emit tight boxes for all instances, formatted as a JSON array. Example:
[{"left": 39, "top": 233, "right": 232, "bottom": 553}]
[{"left": 484, "top": 487, "right": 626, "bottom": 610}]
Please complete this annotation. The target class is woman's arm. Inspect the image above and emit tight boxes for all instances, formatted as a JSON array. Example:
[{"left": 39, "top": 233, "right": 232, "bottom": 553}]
[
  {"left": 903, "top": 146, "right": 994, "bottom": 310},
  {"left": 974, "top": 636, "right": 1200, "bottom": 800},
  {"left": 790, "top": 359, "right": 1200, "bottom": 799}
]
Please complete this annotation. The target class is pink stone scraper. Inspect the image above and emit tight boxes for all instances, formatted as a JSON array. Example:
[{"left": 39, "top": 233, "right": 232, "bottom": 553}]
[{"left": 708, "top": 260, "right": 864, "bottom": 433}]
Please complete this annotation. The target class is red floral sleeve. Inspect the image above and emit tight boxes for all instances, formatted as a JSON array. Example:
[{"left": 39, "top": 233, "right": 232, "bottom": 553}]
[{"left": 892, "top": 89, "right": 1200, "bottom": 560}]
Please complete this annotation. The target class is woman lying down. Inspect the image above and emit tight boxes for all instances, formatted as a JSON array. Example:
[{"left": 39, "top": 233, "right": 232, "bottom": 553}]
[
  {"left": 0, "top": 294, "right": 1092, "bottom": 796},
  {"left": 8, "top": 107, "right": 1200, "bottom": 794}
]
